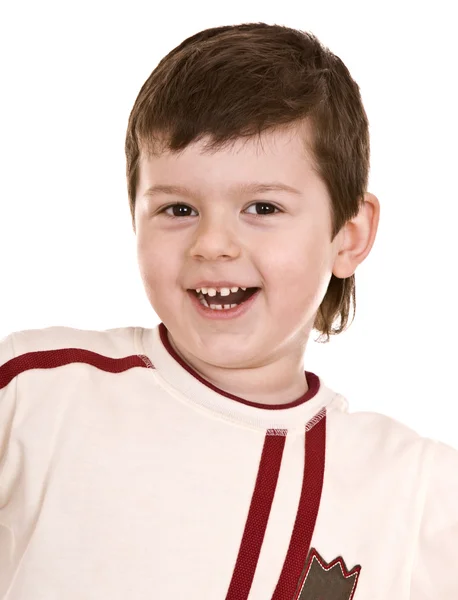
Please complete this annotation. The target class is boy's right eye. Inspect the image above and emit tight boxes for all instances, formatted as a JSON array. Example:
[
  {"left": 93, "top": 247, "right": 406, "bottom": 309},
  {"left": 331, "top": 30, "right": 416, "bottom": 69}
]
[{"left": 161, "top": 204, "right": 197, "bottom": 219}]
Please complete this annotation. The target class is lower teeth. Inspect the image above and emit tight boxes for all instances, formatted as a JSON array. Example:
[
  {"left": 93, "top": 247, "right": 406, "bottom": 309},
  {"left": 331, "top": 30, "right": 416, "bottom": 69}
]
[{"left": 199, "top": 296, "right": 238, "bottom": 310}]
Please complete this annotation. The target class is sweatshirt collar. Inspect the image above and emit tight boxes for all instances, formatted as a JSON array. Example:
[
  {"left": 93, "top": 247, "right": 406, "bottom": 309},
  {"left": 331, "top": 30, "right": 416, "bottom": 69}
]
[{"left": 139, "top": 322, "right": 344, "bottom": 431}]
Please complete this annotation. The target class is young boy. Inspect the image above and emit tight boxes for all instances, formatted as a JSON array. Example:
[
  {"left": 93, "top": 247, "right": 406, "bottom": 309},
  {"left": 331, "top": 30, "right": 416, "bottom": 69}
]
[{"left": 0, "top": 22, "right": 457, "bottom": 600}]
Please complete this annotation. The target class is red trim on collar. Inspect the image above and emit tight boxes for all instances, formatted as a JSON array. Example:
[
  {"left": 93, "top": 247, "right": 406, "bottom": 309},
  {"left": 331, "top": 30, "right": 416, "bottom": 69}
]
[{"left": 158, "top": 322, "right": 319, "bottom": 410}]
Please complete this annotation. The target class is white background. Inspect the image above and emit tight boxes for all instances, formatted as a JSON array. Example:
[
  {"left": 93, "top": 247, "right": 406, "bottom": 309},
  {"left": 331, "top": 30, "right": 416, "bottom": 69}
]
[{"left": 1, "top": 1, "right": 457, "bottom": 446}]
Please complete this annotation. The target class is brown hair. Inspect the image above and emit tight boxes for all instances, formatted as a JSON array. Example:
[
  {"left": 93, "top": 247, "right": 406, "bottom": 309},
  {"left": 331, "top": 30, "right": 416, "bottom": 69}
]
[{"left": 125, "top": 23, "right": 370, "bottom": 343}]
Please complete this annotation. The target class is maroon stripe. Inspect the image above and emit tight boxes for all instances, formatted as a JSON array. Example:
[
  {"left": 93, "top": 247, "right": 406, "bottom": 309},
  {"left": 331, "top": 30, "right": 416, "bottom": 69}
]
[
  {"left": 0, "top": 348, "right": 152, "bottom": 389},
  {"left": 225, "top": 430, "right": 287, "bottom": 600},
  {"left": 271, "top": 410, "right": 327, "bottom": 600}
]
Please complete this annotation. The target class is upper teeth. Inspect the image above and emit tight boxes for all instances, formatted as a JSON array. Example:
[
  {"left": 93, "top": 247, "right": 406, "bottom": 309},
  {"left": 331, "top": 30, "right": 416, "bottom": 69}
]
[{"left": 196, "top": 286, "right": 247, "bottom": 296}]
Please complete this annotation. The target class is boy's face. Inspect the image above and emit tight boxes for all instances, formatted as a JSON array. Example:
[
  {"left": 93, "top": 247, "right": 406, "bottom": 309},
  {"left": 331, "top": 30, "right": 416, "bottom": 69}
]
[{"left": 134, "top": 124, "right": 344, "bottom": 369}]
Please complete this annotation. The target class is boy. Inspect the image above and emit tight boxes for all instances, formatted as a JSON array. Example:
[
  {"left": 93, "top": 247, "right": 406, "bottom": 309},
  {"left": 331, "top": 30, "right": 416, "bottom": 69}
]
[{"left": 0, "top": 22, "right": 457, "bottom": 600}]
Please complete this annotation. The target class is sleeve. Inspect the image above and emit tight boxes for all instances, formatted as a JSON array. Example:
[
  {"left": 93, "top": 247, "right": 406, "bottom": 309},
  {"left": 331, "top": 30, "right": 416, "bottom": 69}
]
[
  {"left": 410, "top": 438, "right": 458, "bottom": 599},
  {"left": 0, "top": 332, "right": 18, "bottom": 588}
]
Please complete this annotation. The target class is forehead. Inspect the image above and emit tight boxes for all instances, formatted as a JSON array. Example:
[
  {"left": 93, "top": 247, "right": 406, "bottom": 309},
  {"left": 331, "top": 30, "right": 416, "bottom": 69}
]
[{"left": 136, "top": 123, "right": 321, "bottom": 200}]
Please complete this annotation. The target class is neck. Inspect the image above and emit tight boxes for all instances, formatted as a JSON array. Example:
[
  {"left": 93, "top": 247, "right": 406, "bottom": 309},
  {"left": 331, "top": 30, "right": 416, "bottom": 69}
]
[{"left": 167, "top": 332, "right": 309, "bottom": 406}]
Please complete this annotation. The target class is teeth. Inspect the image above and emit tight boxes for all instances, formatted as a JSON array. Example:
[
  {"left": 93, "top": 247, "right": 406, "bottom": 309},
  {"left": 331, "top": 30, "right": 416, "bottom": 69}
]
[
  {"left": 196, "top": 286, "right": 248, "bottom": 294},
  {"left": 199, "top": 295, "right": 238, "bottom": 310},
  {"left": 208, "top": 304, "right": 238, "bottom": 310}
]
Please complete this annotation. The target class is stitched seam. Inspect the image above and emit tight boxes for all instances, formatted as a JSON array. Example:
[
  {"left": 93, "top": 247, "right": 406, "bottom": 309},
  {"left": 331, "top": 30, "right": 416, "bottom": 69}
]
[
  {"left": 135, "top": 326, "right": 340, "bottom": 432},
  {"left": 305, "top": 406, "right": 326, "bottom": 432},
  {"left": 149, "top": 367, "right": 336, "bottom": 434},
  {"left": 137, "top": 354, "right": 154, "bottom": 369},
  {"left": 306, "top": 555, "right": 359, "bottom": 595}
]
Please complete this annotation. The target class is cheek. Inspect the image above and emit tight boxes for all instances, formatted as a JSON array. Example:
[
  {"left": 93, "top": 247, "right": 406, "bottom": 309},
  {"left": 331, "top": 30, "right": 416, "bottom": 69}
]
[
  {"left": 264, "top": 244, "right": 329, "bottom": 306},
  {"left": 264, "top": 250, "right": 322, "bottom": 284},
  {"left": 137, "top": 238, "right": 185, "bottom": 298},
  {"left": 137, "top": 241, "right": 166, "bottom": 288}
]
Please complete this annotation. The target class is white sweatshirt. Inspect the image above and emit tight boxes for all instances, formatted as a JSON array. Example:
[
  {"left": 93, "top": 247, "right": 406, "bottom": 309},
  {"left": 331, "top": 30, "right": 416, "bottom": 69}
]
[{"left": 0, "top": 322, "right": 457, "bottom": 600}]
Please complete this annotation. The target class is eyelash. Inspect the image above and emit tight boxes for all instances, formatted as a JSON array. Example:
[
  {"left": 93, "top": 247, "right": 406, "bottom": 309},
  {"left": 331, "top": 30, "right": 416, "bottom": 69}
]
[{"left": 159, "top": 202, "right": 281, "bottom": 220}]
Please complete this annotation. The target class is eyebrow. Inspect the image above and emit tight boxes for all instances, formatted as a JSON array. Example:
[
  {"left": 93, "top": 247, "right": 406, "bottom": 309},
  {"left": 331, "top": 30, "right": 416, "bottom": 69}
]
[{"left": 143, "top": 181, "right": 302, "bottom": 200}]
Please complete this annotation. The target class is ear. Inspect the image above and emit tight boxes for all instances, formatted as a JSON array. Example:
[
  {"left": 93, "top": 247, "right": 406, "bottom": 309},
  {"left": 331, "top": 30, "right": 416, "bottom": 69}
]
[{"left": 332, "top": 192, "right": 380, "bottom": 279}]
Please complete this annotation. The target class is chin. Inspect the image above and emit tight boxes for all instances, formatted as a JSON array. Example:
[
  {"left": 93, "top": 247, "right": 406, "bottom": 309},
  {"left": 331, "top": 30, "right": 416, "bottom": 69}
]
[{"left": 204, "top": 347, "right": 260, "bottom": 369}]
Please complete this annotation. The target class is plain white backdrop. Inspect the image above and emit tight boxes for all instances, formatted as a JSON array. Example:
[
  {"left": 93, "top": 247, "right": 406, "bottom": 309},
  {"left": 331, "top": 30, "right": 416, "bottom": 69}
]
[{"left": 1, "top": 0, "right": 457, "bottom": 446}]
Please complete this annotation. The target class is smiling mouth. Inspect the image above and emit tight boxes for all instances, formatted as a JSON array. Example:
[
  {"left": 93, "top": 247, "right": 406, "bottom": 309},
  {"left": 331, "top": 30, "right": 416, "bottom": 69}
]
[{"left": 190, "top": 287, "right": 260, "bottom": 308}]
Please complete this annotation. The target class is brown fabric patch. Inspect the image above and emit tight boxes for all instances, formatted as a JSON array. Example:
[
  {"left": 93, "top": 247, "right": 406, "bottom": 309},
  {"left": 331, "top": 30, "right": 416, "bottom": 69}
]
[{"left": 294, "top": 548, "right": 361, "bottom": 600}]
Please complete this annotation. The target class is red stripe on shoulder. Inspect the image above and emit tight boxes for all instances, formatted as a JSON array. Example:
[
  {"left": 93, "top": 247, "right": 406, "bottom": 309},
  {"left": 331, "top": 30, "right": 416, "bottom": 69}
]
[{"left": 0, "top": 348, "right": 155, "bottom": 390}]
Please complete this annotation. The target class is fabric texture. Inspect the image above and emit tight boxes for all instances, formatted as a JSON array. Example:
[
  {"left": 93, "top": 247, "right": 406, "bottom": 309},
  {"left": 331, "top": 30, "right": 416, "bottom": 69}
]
[{"left": 0, "top": 323, "right": 457, "bottom": 599}]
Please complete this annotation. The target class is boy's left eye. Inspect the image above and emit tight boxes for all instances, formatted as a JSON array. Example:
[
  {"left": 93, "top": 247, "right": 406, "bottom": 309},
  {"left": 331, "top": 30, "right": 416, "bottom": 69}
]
[
  {"left": 161, "top": 202, "right": 281, "bottom": 219},
  {"left": 244, "top": 202, "right": 280, "bottom": 216}
]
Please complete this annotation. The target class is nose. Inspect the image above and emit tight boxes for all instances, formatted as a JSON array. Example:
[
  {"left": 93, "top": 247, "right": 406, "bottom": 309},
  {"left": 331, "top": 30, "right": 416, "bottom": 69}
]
[{"left": 188, "top": 215, "right": 241, "bottom": 261}]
